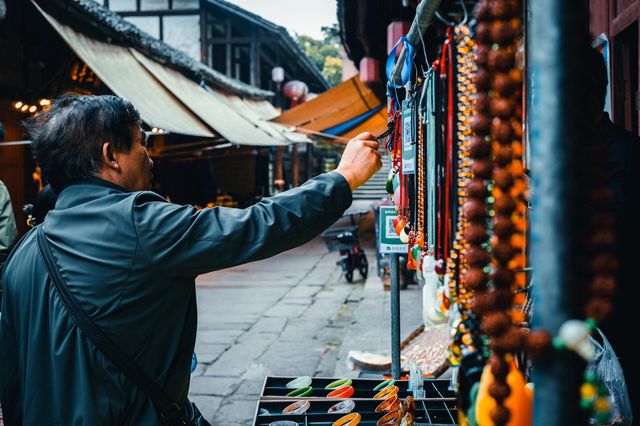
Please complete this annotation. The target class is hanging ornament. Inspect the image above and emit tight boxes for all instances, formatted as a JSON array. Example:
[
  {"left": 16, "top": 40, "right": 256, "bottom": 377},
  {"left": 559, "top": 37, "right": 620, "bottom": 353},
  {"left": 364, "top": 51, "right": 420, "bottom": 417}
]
[
  {"left": 399, "top": 223, "right": 411, "bottom": 244},
  {"left": 386, "top": 168, "right": 396, "bottom": 194},
  {"left": 394, "top": 215, "right": 408, "bottom": 236}
]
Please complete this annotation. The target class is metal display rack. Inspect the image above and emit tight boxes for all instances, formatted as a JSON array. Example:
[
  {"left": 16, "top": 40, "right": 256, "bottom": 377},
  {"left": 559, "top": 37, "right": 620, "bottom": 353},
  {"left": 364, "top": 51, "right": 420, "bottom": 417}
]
[
  {"left": 254, "top": 377, "right": 457, "bottom": 425},
  {"left": 253, "top": 398, "right": 456, "bottom": 426}
]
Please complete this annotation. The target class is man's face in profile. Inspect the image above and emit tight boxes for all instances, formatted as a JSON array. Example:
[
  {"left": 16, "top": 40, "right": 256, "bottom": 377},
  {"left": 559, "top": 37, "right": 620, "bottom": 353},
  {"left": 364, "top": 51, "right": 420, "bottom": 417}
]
[{"left": 116, "top": 125, "right": 154, "bottom": 192}]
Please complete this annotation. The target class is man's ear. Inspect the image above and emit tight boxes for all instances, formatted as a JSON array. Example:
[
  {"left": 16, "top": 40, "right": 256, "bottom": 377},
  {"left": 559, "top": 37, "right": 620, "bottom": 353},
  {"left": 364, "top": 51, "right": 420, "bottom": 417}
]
[{"left": 102, "top": 141, "right": 121, "bottom": 171}]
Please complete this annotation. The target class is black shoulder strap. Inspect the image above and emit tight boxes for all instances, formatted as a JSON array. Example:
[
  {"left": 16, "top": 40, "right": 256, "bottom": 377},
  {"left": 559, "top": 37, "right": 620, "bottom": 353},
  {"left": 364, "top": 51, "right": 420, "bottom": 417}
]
[{"left": 35, "top": 226, "right": 188, "bottom": 425}]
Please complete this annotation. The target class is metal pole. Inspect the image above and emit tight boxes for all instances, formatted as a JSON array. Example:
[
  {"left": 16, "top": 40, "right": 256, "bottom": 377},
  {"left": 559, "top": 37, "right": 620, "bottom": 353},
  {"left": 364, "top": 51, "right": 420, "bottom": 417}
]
[
  {"left": 390, "top": 0, "right": 442, "bottom": 86},
  {"left": 390, "top": 253, "right": 401, "bottom": 379},
  {"left": 528, "top": 0, "right": 589, "bottom": 424}
]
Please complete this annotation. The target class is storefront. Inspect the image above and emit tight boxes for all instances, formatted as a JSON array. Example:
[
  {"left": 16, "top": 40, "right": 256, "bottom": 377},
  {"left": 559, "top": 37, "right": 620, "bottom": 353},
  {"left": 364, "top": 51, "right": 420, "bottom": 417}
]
[{"left": 0, "top": 0, "right": 310, "bottom": 233}]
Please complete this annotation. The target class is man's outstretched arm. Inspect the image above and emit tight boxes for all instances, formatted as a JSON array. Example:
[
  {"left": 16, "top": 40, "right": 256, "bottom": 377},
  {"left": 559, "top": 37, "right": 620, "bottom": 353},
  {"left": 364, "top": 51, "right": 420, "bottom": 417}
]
[{"left": 134, "top": 133, "right": 382, "bottom": 276}]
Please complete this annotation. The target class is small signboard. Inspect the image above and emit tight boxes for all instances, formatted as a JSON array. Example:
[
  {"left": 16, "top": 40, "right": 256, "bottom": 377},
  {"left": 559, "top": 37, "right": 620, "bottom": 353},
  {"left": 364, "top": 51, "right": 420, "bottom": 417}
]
[
  {"left": 379, "top": 206, "right": 408, "bottom": 253},
  {"left": 401, "top": 101, "right": 415, "bottom": 174}
]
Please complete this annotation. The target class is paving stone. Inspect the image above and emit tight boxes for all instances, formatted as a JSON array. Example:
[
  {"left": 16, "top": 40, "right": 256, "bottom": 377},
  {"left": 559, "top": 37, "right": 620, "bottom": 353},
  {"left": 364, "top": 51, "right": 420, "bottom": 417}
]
[
  {"left": 205, "top": 339, "right": 272, "bottom": 377},
  {"left": 194, "top": 343, "right": 230, "bottom": 364},
  {"left": 233, "top": 363, "right": 274, "bottom": 397},
  {"left": 280, "top": 297, "right": 313, "bottom": 306},
  {"left": 189, "top": 375, "right": 238, "bottom": 396},
  {"left": 249, "top": 317, "right": 288, "bottom": 334},
  {"left": 263, "top": 303, "right": 308, "bottom": 318},
  {"left": 196, "top": 328, "right": 247, "bottom": 345},
  {"left": 212, "top": 398, "right": 258, "bottom": 425},
  {"left": 284, "top": 286, "right": 319, "bottom": 298}
]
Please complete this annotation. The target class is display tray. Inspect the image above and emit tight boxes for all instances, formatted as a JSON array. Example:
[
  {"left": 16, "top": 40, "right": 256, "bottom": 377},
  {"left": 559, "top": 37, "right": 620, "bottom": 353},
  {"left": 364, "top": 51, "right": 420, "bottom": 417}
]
[
  {"left": 259, "top": 377, "right": 454, "bottom": 400},
  {"left": 253, "top": 398, "right": 457, "bottom": 425}
]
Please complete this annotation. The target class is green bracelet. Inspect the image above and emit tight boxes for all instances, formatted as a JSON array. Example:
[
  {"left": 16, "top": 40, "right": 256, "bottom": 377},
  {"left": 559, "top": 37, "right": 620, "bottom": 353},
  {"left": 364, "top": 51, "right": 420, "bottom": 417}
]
[
  {"left": 285, "top": 376, "right": 312, "bottom": 389},
  {"left": 325, "top": 378, "right": 353, "bottom": 390},
  {"left": 373, "top": 379, "right": 395, "bottom": 391},
  {"left": 286, "top": 386, "right": 313, "bottom": 397}
]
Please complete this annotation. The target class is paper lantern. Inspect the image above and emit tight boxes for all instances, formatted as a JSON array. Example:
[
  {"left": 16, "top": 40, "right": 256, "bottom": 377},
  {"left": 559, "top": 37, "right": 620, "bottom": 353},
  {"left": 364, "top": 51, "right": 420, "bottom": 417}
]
[
  {"left": 283, "top": 80, "right": 309, "bottom": 100},
  {"left": 359, "top": 57, "right": 380, "bottom": 84},
  {"left": 387, "top": 21, "right": 411, "bottom": 54}
]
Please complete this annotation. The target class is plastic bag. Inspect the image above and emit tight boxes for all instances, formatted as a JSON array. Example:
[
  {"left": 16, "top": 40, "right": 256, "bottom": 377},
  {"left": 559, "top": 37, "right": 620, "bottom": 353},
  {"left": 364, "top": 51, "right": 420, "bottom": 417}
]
[{"left": 587, "top": 328, "right": 633, "bottom": 425}]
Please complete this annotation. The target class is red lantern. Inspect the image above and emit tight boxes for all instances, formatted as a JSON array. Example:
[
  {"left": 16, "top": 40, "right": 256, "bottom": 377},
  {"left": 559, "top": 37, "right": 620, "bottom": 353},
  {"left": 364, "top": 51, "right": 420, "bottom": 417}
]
[
  {"left": 359, "top": 57, "right": 380, "bottom": 84},
  {"left": 387, "top": 21, "right": 411, "bottom": 54},
  {"left": 283, "top": 80, "right": 309, "bottom": 101}
]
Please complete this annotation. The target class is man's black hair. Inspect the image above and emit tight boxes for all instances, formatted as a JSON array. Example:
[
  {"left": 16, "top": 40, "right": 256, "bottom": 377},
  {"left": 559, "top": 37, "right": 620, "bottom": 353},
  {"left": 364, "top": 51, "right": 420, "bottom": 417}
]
[{"left": 23, "top": 95, "right": 141, "bottom": 192}]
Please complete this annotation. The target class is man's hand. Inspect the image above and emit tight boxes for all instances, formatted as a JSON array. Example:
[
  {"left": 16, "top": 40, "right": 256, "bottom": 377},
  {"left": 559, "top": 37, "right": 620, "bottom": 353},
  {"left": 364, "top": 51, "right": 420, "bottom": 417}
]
[{"left": 335, "top": 132, "right": 383, "bottom": 191}]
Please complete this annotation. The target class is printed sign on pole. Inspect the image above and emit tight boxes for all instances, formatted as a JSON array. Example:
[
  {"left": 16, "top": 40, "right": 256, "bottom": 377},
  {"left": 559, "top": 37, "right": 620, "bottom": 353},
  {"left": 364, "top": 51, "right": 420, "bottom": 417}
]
[
  {"left": 379, "top": 206, "right": 408, "bottom": 253},
  {"left": 401, "top": 100, "right": 415, "bottom": 174}
]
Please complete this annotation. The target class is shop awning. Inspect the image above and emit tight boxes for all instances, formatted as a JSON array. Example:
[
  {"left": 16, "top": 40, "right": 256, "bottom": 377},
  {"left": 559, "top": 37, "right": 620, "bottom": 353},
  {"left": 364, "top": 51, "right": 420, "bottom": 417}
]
[
  {"left": 131, "top": 50, "right": 290, "bottom": 147},
  {"left": 34, "top": 2, "right": 214, "bottom": 138},
  {"left": 272, "top": 75, "right": 388, "bottom": 142},
  {"left": 232, "top": 97, "right": 312, "bottom": 144}
]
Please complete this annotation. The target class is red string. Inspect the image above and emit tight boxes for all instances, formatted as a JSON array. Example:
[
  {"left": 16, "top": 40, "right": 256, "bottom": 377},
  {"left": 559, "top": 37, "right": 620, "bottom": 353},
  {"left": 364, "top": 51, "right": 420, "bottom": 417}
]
[{"left": 444, "top": 27, "right": 455, "bottom": 259}]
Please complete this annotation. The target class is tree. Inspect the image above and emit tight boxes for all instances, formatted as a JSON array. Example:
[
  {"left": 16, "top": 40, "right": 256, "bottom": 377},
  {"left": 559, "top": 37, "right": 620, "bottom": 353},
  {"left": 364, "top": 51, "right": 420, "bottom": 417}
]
[{"left": 296, "top": 24, "right": 343, "bottom": 87}]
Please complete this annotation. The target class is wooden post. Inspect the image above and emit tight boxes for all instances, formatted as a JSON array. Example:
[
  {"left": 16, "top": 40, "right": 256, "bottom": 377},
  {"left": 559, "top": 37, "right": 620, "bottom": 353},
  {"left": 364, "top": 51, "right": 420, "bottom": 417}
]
[
  {"left": 274, "top": 148, "right": 284, "bottom": 191},
  {"left": 292, "top": 144, "right": 299, "bottom": 187}
]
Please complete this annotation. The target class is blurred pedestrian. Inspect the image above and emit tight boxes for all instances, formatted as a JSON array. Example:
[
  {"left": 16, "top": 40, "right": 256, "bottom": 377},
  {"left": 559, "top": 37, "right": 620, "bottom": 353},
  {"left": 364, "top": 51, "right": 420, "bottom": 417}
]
[{"left": 0, "top": 179, "right": 17, "bottom": 303}]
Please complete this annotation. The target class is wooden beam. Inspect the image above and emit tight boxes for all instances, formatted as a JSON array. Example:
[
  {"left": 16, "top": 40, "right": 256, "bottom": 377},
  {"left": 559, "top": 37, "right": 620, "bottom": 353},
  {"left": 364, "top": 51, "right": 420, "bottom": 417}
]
[
  {"left": 254, "top": 41, "right": 261, "bottom": 88},
  {"left": 250, "top": 26, "right": 258, "bottom": 87},
  {"left": 200, "top": 7, "right": 207, "bottom": 63},
  {"left": 225, "top": 20, "right": 232, "bottom": 77},
  {"left": 208, "top": 37, "right": 253, "bottom": 44},
  {"left": 611, "top": 0, "right": 640, "bottom": 36},
  {"left": 117, "top": 9, "right": 199, "bottom": 17},
  {"left": 275, "top": 148, "right": 283, "bottom": 180}
]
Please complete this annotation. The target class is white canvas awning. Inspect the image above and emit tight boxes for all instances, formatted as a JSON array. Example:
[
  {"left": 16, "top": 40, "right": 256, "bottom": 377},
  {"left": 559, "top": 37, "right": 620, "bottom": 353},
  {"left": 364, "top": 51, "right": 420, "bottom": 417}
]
[
  {"left": 132, "top": 50, "right": 290, "bottom": 147},
  {"left": 34, "top": 2, "right": 214, "bottom": 138}
]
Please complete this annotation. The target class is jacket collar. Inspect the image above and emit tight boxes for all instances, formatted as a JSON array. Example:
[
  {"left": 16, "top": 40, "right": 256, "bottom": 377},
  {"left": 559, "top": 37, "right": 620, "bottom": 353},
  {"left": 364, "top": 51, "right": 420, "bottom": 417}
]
[{"left": 55, "top": 177, "right": 130, "bottom": 210}]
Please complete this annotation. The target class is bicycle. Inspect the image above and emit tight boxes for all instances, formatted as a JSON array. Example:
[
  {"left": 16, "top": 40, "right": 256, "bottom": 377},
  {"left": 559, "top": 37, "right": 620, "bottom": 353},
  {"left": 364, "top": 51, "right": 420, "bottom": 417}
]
[{"left": 320, "top": 210, "right": 369, "bottom": 283}]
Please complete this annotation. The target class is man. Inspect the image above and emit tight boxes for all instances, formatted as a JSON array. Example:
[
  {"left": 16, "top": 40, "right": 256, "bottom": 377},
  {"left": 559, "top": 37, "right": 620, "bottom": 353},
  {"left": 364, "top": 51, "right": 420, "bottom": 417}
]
[
  {"left": 0, "top": 121, "right": 19, "bottom": 293},
  {"left": 0, "top": 95, "right": 381, "bottom": 424},
  {"left": 588, "top": 48, "right": 640, "bottom": 420},
  {"left": 0, "top": 179, "right": 17, "bottom": 292}
]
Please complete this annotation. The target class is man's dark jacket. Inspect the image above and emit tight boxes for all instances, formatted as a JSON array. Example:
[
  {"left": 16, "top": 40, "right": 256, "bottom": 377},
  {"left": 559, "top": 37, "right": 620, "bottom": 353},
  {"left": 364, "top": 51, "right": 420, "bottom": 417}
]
[{"left": 0, "top": 172, "right": 351, "bottom": 425}]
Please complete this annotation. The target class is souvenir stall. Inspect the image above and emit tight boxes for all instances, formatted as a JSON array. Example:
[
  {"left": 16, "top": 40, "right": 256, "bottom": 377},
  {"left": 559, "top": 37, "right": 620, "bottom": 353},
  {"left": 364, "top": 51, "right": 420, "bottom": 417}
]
[{"left": 253, "top": 0, "right": 632, "bottom": 424}]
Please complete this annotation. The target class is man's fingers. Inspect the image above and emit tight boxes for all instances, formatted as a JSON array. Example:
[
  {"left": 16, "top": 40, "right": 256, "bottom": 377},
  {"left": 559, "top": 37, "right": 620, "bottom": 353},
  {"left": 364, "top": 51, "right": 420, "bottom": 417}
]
[
  {"left": 354, "top": 131, "right": 374, "bottom": 141},
  {"left": 360, "top": 139, "right": 380, "bottom": 150}
]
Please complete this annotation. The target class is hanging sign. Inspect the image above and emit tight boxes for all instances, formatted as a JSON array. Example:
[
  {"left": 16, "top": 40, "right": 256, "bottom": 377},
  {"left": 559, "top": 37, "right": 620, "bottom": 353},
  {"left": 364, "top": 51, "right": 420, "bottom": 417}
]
[
  {"left": 379, "top": 206, "right": 409, "bottom": 253},
  {"left": 401, "top": 100, "right": 415, "bottom": 174}
]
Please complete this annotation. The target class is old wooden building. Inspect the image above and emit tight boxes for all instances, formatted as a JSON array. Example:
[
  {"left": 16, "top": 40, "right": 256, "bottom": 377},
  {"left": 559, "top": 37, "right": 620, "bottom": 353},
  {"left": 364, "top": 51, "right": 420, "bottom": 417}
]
[{"left": 92, "top": 0, "right": 329, "bottom": 93}]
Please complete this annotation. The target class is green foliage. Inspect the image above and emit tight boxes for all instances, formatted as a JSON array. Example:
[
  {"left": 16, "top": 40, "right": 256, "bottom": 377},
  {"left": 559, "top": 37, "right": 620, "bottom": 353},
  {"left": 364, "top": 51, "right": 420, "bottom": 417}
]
[{"left": 296, "top": 24, "right": 343, "bottom": 87}]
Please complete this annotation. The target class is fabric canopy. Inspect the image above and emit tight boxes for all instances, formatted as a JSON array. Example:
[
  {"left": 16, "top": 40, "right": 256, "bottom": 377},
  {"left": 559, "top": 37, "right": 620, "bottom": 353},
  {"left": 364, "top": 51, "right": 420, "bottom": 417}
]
[
  {"left": 231, "top": 97, "right": 311, "bottom": 144},
  {"left": 35, "top": 2, "right": 214, "bottom": 138},
  {"left": 132, "top": 50, "right": 290, "bottom": 147},
  {"left": 272, "top": 75, "right": 388, "bottom": 141}
]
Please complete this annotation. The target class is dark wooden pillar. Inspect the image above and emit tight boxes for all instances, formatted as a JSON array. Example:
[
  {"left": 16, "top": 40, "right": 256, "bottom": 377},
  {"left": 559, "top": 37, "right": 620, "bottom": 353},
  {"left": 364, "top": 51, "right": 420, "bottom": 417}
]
[{"left": 292, "top": 144, "right": 299, "bottom": 187}]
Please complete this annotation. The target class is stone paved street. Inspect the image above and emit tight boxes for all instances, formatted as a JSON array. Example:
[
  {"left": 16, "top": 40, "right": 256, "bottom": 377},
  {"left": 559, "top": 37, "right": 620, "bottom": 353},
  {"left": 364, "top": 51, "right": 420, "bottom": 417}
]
[
  {"left": 189, "top": 236, "right": 368, "bottom": 425},
  {"left": 188, "top": 206, "right": 424, "bottom": 425}
]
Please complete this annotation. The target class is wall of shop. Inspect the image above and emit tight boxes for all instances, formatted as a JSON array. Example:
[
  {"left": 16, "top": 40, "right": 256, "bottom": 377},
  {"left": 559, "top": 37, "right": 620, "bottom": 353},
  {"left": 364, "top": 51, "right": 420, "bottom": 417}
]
[
  {"left": 590, "top": 0, "right": 640, "bottom": 135},
  {"left": 0, "top": 108, "right": 35, "bottom": 235}
]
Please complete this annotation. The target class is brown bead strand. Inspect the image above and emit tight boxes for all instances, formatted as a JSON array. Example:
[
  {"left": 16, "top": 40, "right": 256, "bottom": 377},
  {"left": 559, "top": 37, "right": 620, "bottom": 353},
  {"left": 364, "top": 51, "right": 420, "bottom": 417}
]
[
  {"left": 578, "top": 147, "right": 618, "bottom": 324},
  {"left": 469, "top": 1, "right": 525, "bottom": 425}
]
